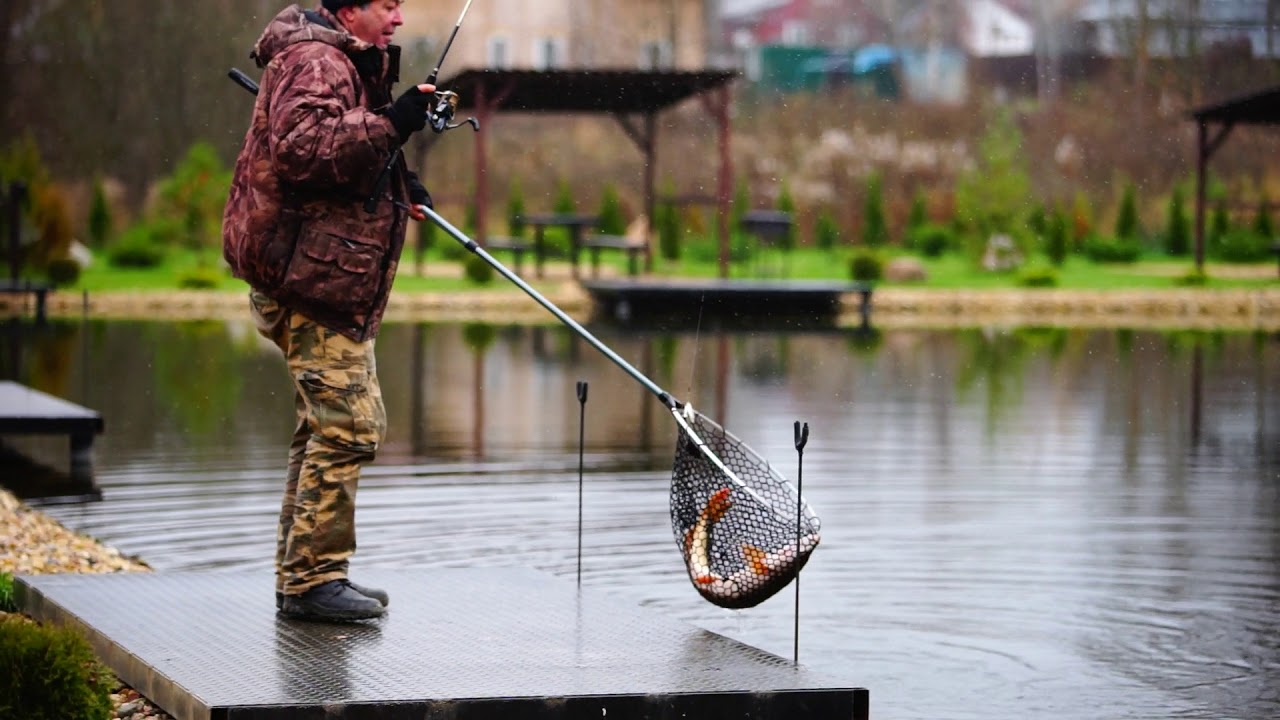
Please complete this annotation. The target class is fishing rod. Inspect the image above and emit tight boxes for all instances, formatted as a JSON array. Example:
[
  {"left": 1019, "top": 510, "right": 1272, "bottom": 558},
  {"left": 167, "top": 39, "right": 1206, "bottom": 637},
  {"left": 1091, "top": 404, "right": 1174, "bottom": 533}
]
[{"left": 364, "top": 0, "right": 479, "bottom": 212}]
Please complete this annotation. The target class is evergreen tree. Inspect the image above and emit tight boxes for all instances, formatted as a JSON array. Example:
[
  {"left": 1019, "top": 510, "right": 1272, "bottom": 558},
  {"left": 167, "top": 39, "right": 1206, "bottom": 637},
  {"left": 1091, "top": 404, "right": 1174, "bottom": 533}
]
[
  {"left": 1253, "top": 198, "right": 1274, "bottom": 239},
  {"left": 1164, "top": 188, "right": 1190, "bottom": 256},
  {"left": 506, "top": 179, "right": 526, "bottom": 238},
  {"left": 906, "top": 190, "right": 928, "bottom": 231},
  {"left": 1209, "top": 199, "right": 1230, "bottom": 243},
  {"left": 87, "top": 175, "right": 113, "bottom": 249},
  {"left": 862, "top": 173, "right": 888, "bottom": 248},
  {"left": 597, "top": 183, "right": 626, "bottom": 235},
  {"left": 553, "top": 179, "right": 576, "bottom": 214},
  {"left": 775, "top": 182, "right": 796, "bottom": 251},
  {"left": 1046, "top": 206, "right": 1068, "bottom": 266},
  {"left": 1115, "top": 182, "right": 1140, "bottom": 241},
  {"left": 815, "top": 209, "right": 840, "bottom": 250}
]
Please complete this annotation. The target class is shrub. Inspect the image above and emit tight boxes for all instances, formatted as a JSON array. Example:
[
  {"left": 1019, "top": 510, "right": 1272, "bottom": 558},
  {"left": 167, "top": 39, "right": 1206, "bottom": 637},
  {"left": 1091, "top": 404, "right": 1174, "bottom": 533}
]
[
  {"left": 0, "top": 572, "right": 14, "bottom": 612},
  {"left": 911, "top": 224, "right": 953, "bottom": 258},
  {"left": 107, "top": 226, "right": 166, "bottom": 268},
  {"left": 438, "top": 235, "right": 466, "bottom": 261},
  {"left": 178, "top": 266, "right": 223, "bottom": 289},
  {"left": 463, "top": 253, "right": 494, "bottom": 284},
  {"left": 814, "top": 209, "right": 840, "bottom": 250},
  {"left": 1174, "top": 269, "right": 1209, "bottom": 286},
  {"left": 0, "top": 616, "right": 115, "bottom": 720},
  {"left": 849, "top": 251, "right": 883, "bottom": 283},
  {"left": 1018, "top": 263, "right": 1058, "bottom": 287},
  {"left": 1084, "top": 235, "right": 1142, "bottom": 263},
  {"left": 1211, "top": 228, "right": 1272, "bottom": 263},
  {"left": 156, "top": 141, "right": 231, "bottom": 251},
  {"left": 46, "top": 257, "right": 81, "bottom": 287}
]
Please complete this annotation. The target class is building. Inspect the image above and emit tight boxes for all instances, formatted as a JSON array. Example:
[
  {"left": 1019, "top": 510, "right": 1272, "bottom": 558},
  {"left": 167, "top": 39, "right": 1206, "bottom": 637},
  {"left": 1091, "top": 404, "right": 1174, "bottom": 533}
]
[{"left": 399, "top": 0, "right": 717, "bottom": 72}]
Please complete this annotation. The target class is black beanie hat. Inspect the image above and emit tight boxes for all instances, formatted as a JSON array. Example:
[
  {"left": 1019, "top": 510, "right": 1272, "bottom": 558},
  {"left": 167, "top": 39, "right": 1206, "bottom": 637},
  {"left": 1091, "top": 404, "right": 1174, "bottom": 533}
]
[{"left": 322, "top": 0, "right": 360, "bottom": 13}]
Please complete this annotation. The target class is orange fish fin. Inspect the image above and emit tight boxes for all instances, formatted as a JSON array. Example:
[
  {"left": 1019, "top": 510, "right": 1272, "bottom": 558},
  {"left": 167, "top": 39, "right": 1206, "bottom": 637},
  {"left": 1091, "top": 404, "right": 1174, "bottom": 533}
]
[
  {"left": 706, "top": 487, "right": 733, "bottom": 521},
  {"left": 742, "top": 544, "right": 770, "bottom": 575}
]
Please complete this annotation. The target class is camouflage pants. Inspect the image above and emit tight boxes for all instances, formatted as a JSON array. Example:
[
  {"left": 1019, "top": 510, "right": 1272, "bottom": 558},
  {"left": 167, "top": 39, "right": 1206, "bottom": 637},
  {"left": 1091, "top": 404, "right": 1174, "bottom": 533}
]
[{"left": 249, "top": 290, "right": 386, "bottom": 595}]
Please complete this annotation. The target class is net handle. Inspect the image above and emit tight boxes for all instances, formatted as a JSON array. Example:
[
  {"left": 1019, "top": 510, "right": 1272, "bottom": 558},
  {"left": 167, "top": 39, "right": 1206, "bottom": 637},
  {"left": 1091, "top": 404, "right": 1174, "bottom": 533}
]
[{"left": 426, "top": 207, "right": 677, "bottom": 408}]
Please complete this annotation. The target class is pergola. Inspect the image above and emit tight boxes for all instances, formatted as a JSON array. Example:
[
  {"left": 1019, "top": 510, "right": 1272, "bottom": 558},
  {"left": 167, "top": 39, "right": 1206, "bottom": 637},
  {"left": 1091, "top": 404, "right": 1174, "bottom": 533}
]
[
  {"left": 1189, "top": 85, "right": 1280, "bottom": 272},
  {"left": 426, "top": 68, "right": 739, "bottom": 274}
]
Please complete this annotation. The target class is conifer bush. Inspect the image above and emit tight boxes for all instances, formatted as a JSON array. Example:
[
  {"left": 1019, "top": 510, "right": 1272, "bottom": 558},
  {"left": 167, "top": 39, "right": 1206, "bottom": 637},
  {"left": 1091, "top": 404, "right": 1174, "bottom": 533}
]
[{"left": 0, "top": 616, "right": 114, "bottom": 720}]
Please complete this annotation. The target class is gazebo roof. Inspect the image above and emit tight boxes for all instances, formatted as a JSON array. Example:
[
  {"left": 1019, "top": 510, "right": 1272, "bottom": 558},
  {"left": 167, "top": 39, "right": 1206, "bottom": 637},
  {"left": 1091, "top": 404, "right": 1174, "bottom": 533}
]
[
  {"left": 1190, "top": 85, "right": 1280, "bottom": 125},
  {"left": 436, "top": 68, "right": 739, "bottom": 114}
]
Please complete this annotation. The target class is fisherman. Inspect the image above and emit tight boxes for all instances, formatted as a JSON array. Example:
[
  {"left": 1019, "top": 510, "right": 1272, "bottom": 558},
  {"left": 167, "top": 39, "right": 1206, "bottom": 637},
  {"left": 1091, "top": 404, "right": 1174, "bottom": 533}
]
[{"left": 222, "top": 0, "right": 436, "bottom": 622}]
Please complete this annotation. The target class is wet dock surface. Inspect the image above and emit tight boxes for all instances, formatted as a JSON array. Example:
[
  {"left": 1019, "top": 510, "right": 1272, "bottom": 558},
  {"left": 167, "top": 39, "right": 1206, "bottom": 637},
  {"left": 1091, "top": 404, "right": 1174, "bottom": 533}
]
[{"left": 17, "top": 568, "right": 868, "bottom": 720}]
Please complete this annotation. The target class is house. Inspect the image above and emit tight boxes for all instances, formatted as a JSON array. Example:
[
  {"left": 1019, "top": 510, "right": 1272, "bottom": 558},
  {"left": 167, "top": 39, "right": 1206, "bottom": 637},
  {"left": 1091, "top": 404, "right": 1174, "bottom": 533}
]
[
  {"left": 398, "top": 0, "right": 716, "bottom": 72},
  {"left": 1073, "top": 0, "right": 1279, "bottom": 59},
  {"left": 721, "top": 0, "right": 892, "bottom": 52}
]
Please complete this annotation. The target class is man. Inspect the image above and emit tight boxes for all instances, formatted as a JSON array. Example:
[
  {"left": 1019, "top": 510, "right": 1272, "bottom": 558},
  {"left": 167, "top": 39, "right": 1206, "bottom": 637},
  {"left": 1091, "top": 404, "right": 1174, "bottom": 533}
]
[{"left": 222, "top": 0, "right": 435, "bottom": 622}]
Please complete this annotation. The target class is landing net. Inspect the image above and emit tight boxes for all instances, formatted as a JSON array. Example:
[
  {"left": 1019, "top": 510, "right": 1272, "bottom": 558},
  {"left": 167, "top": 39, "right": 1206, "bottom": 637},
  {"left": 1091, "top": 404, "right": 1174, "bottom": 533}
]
[{"left": 669, "top": 405, "right": 821, "bottom": 609}]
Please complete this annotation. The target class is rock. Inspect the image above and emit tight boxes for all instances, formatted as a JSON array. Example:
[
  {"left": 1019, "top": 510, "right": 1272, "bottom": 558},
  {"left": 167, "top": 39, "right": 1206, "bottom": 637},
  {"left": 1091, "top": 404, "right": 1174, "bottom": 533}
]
[
  {"left": 116, "top": 700, "right": 141, "bottom": 717},
  {"left": 981, "top": 234, "right": 1022, "bottom": 272},
  {"left": 885, "top": 257, "right": 928, "bottom": 282}
]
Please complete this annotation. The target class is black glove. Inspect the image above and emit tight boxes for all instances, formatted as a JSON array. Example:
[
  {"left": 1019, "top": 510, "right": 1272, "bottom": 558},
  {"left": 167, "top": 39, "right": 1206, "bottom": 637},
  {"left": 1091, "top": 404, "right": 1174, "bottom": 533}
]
[
  {"left": 386, "top": 85, "right": 433, "bottom": 141},
  {"left": 407, "top": 172, "right": 432, "bottom": 209}
]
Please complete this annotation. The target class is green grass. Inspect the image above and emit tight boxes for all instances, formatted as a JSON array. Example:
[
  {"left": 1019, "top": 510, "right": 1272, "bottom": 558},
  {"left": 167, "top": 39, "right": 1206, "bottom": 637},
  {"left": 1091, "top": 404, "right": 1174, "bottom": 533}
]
[{"left": 59, "top": 244, "right": 1280, "bottom": 294}]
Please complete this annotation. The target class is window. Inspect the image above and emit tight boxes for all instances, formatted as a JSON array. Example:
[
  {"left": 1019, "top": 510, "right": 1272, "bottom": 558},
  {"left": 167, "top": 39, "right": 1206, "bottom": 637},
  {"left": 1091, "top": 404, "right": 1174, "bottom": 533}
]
[
  {"left": 781, "top": 20, "right": 810, "bottom": 46},
  {"left": 640, "top": 40, "right": 673, "bottom": 70},
  {"left": 533, "top": 37, "right": 564, "bottom": 70},
  {"left": 487, "top": 36, "right": 509, "bottom": 69}
]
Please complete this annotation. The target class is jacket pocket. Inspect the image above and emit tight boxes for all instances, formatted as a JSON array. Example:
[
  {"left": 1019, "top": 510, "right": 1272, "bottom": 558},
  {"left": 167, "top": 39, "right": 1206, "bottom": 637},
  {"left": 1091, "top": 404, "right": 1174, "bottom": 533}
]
[{"left": 278, "top": 225, "right": 385, "bottom": 315}]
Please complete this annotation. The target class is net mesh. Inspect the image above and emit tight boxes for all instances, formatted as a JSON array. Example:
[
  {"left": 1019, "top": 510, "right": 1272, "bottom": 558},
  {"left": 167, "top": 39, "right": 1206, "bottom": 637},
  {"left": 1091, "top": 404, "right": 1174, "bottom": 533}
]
[{"left": 669, "top": 406, "right": 821, "bottom": 609}]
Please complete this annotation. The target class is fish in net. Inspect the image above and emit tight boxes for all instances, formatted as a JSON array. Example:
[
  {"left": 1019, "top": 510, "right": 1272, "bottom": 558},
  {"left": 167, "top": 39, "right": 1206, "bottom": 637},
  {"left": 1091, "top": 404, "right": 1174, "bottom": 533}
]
[
  {"left": 671, "top": 405, "right": 821, "bottom": 609},
  {"left": 425, "top": 207, "right": 821, "bottom": 610}
]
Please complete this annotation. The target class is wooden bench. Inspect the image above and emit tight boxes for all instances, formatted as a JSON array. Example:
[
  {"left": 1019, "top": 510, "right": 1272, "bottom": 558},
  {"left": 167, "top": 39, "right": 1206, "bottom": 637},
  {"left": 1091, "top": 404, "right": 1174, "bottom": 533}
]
[
  {"left": 483, "top": 237, "right": 532, "bottom": 274},
  {"left": 579, "top": 235, "right": 644, "bottom": 277},
  {"left": 0, "top": 279, "right": 52, "bottom": 323}
]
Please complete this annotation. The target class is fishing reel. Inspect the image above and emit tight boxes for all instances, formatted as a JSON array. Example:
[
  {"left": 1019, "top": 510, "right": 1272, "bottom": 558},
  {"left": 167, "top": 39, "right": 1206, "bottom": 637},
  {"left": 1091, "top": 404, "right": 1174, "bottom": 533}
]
[{"left": 428, "top": 90, "right": 479, "bottom": 133}]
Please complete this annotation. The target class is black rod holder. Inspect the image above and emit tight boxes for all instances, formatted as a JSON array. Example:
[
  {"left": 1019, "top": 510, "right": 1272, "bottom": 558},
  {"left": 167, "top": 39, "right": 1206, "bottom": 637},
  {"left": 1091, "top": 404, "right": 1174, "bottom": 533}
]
[
  {"left": 792, "top": 420, "right": 809, "bottom": 665},
  {"left": 576, "top": 380, "right": 589, "bottom": 588}
]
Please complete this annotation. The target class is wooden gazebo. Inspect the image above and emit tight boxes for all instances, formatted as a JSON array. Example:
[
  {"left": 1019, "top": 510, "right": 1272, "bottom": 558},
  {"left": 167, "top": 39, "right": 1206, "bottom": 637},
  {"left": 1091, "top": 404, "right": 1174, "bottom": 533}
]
[
  {"left": 1189, "top": 85, "right": 1280, "bottom": 272},
  {"left": 427, "top": 68, "right": 739, "bottom": 275}
]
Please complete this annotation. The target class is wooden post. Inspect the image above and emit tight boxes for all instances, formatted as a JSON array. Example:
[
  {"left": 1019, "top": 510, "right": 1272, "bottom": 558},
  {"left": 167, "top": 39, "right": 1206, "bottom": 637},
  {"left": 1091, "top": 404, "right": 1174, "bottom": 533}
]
[{"left": 1194, "top": 120, "right": 1207, "bottom": 274}]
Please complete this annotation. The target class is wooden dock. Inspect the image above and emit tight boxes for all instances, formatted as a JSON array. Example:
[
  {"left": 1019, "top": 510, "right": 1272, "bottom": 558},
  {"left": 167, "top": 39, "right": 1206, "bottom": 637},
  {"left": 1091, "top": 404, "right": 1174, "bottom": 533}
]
[
  {"left": 581, "top": 278, "right": 873, "bottom": 329},
  {"left": 0, "top": 381, "right": 103, "bottom": 483},
  {"left": 17, "top": 568, "right": 870, "bottom": 720}
]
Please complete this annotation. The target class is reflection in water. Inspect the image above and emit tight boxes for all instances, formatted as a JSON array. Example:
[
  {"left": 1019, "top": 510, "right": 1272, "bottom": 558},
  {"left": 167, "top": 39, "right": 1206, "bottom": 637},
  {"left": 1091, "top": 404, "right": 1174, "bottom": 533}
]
[{"left": 3, "top": 320, "right": 1278, "bottom": 720}]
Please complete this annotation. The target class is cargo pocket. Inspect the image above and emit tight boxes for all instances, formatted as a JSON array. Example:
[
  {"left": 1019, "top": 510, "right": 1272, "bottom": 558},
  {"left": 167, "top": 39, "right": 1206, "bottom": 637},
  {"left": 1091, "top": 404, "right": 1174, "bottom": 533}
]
[
  {"left": 297, "top": 368, "right": 381, "bottom": 454},
  {"left": 279, "top": 226, "right": 385, "bottom": 316}
]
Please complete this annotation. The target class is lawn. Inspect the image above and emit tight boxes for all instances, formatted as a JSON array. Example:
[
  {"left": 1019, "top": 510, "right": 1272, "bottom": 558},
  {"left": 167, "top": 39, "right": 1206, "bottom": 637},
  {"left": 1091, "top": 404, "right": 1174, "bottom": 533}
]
[{"left": 63, "top": 243, "right": 1279, "bottom": 294}]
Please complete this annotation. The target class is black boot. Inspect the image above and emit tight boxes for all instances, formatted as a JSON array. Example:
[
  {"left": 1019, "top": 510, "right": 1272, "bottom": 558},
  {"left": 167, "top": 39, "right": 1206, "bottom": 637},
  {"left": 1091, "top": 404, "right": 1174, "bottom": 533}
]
[
  {"left": 281, "top": 580, "right": 385, "bottom": 621},
  {"left": 346, "top": 581, "right": 390, "bottom": 607},
  {"left": 277, "top": 581, "right": 388, "bottom": 610}
]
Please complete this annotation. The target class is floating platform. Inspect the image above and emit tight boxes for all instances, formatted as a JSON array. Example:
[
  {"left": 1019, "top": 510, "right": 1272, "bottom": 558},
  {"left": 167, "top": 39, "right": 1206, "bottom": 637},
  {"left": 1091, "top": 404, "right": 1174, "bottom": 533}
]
[
  {"left": 580, "top": 278, "right": 872, "bottom": 329},
  {"left": 0, "top": 380, "right": 103, "bottom": 490},
  {"left": 16, "top": 568, "right": 868, "bottom": 720}
]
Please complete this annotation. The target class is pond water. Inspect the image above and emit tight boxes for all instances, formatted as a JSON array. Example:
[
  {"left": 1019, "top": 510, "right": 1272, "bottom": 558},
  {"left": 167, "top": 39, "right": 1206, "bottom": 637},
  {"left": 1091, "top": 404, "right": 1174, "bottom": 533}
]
[{"left": 4, "top": 318, "right": 1279, "bottom": 720}]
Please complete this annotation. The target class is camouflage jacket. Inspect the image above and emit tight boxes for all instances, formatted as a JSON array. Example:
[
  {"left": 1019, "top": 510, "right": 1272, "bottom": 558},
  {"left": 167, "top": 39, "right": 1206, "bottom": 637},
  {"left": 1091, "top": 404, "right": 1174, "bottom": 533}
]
[{"left": 222, "top": 4, "right": 411, "bottom": 342}]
